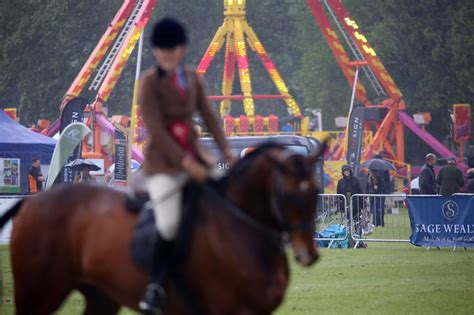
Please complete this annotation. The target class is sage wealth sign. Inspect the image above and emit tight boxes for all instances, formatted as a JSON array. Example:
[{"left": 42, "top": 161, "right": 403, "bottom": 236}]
[{"left": 407, "top": 196, "right": 474, "bottom": 247}]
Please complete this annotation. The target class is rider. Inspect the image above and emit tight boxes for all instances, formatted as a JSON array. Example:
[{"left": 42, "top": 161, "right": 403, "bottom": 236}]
[{"left": 138, "top": 17, "right": 233, "bottom": 314}]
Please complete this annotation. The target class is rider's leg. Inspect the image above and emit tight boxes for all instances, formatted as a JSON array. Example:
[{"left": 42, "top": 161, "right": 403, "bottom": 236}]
[{"left": 139, "top": 173, "right": 187, "bottom": 314}]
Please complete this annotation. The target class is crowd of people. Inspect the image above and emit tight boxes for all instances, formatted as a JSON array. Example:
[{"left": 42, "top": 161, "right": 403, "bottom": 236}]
[
  {"left": 419, "top": 153, "right": 473, "bottom": 195},
  {"left": 334, "top": 152, "right": 473, "bottom": 239}
]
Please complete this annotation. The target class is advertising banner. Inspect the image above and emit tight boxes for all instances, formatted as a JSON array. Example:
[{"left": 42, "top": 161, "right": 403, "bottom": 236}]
[
  {"left": 0, "top": 158, "right": 20, "bottom": 193},
  {"left": 114, "top": 127, "right": 127, "bottom": 183},
  {"left": 346, "top": 105, "right": 365, "bottom": 175},
  {"left": 407, "top": 196, "right": 474, "bottom": 247},
  {"left": 46, "top": 122, "right": 91, "bottom": 190},
  {"left": 59, "top": 97, "right": 88, "bottom": 183}
]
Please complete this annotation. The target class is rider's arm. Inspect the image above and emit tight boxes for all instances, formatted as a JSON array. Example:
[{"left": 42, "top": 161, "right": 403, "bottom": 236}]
[
  {"left": 139, "top": 72, "right": 185, "bottom": 164},
  {"left": 195, "top": 74, "right": 233, "bottom": 162}
]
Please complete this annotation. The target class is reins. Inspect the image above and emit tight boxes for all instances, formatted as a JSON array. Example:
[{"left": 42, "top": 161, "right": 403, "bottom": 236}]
[
  {"left": 201, "top": 184, "right": 290, "bottom": 246},
  {"left": 201, "top": 149, "right": 316, "bottom": 245}
]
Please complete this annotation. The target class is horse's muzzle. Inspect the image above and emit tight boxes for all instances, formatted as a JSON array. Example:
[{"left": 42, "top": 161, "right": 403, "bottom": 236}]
[
  {"left": 291, "top": 233, "right": 319, "bottom": 266},
  {"left": 294, "top": 247, "right": 319, "bottom": 266}
]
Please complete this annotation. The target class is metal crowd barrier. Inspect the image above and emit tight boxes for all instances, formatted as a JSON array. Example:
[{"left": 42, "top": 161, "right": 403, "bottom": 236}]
[
  {"left": 349, "top": 194, "right": 411, "bottom": 248},
  {"left": 0, "top": 195, "right": 26, "bottom": 245},
  {"left": 314, "top": 194, "right": 348, "bottom": 248}
]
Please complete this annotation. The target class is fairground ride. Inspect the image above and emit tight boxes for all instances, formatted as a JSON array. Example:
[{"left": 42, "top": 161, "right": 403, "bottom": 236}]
[
  {"left": 197, "top": 0, "right": 462, "bottom": 168},
  {"left": 34, "top": 0, "right": 464, "bottom": 172},
  {"left": 43, "top": 0, "right": 157, "bottom": 166},
  {"left": 306, "top": 0, "right": 461, "bottom": 166},
  {"left": 196, "top": 0, "right": 304, "bottom": 135}
]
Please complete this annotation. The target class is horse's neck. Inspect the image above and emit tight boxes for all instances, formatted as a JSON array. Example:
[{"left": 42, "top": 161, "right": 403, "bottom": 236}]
[
  {"left": 189, "top": 174, "right": 289, "bottom": 312},
  {"left": 219, "top": 165, "right": 289, "bottom": 272},
  {"left": 225, "top": 165, "right": 278, "bottom": 228}
]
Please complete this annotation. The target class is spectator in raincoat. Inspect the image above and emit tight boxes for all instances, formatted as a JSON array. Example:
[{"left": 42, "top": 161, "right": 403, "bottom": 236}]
[
  {"left": 419, "top": 153, "right": 437, "bottom": 195},
  {"left": 436, "top": 157, "right": 464, "bottom": 196},
  {"left": 337, "top": 165, "right": 363, "bottom": 224}
]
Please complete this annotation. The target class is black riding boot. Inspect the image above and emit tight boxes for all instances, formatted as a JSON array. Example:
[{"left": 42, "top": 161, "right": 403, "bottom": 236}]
[{"left": 139, "top": 237, "right": 174, "bottom": 315}]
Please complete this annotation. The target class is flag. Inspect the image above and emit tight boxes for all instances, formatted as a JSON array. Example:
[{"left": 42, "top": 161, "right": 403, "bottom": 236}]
[
  {"left": 346, "top": 105, "right": 365, "bottom": 174},
  {"left": 59, "top": 97, "right": 88, "bottom": 183},
  {"left": 45, "top": 122, "right": 90, "bottom": 189}
]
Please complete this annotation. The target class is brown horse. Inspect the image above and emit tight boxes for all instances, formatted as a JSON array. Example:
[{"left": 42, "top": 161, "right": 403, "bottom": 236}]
[{"left": 0, "top": 142, "right": 325, "bottom": 315}]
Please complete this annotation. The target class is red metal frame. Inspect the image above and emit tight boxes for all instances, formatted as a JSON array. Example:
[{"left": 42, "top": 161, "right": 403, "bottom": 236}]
[
  {"left": 306, "top": 0, "right": 369, "bottom": 106},
  {"left": 61, "top": 0, "right": 138, "bottom": 110},
  {"left": 50, "top": 0, "right": 157, "bottom": 167},
  {"left": 306, "top": 0, "right": 460, "bottom": 164},
  {"left": 197, "top": 0, "right": 301, "bottom": 117}
]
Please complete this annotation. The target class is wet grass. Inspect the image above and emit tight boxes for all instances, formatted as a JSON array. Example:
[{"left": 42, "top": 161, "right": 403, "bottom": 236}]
[{"left": 1, "top": 243, "right": 473, "bottom": 314}]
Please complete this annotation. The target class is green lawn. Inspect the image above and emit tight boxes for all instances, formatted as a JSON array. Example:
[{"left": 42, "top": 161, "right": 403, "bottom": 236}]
[{"left": 1, "top": 243, "right": 473, "bottom": 314}]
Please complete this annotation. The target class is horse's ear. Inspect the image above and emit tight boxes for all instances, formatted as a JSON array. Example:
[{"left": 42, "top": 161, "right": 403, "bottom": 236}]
[{"left": 308, "top": 139, "right": 328, "bottom": 165}]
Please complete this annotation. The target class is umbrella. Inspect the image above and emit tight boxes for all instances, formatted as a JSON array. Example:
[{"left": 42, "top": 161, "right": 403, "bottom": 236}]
[
  {"left": 66, "top": 158, "right": 101, "bottom": 171},
  {"left": 361, "top": 158, "right": 395, "bottom": 171}
]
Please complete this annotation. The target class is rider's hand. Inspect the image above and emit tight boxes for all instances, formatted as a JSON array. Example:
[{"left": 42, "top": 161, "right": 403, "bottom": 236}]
[{"left": 181, "top": 154, "right": 209, "bottom": 182}]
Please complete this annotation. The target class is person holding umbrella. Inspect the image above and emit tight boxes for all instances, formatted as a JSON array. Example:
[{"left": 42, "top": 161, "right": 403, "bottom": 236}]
[
  {"left": 366, "top": 170, "right": 386, "bottom": 227},
  {"left": 66, "top": 159, "right": 101, "bottom": 184},
  {"left": 361, "top": 155, "right": 395, "bottom": 227},
  {"left": 73, "top": 165, "right": 97, "bottom": 184}
]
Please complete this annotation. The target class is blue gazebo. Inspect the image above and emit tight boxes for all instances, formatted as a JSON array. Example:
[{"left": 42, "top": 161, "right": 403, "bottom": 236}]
[{"left": 0, "top": 110, "right": 56, "bottom": 194}]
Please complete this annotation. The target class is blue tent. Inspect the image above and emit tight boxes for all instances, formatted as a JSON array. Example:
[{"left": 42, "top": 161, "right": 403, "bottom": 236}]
[{"left": 0, "top": 110, "right": 56, "bottom": 194}]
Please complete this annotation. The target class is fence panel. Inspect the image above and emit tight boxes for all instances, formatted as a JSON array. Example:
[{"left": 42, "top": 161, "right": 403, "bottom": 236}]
[
  {"left": 349, "top": 194, "right": 411, "bottom": 248},
  {"left": 314, "top": 194, "right": 348, "bottom": 248},
  {"left": 0, "top": 195, "right": 25, "bottom": 244}
]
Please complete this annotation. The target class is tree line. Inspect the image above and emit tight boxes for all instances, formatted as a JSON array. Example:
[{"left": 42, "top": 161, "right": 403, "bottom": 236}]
[{"left": 1, "top": 0, "right": 473, "bottom": 162}]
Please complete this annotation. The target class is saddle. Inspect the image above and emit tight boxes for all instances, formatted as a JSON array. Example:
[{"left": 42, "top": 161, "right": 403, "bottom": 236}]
[{"left": 128, "top": 183, "right": 202, "bottom": 272}]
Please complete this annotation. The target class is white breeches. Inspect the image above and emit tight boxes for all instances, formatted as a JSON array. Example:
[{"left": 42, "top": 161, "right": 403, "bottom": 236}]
[{"left": 147, "top": 173, "right": 187, "bottom": 240}]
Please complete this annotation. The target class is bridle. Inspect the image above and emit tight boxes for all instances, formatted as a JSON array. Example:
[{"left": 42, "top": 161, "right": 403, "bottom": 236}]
[{"left": 207, "top": 149, "right": 317, "bottom": 247}]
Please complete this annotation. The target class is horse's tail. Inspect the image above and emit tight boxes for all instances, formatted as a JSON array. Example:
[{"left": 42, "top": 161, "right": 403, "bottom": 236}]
[{"left": 0, "top": 198, "right": 25, "bottom": 229}]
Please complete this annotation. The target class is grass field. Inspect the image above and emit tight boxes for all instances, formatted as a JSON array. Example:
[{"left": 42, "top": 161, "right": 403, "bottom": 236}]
[{"left": 1, "top": 243, "right": 473, "bottom": 314}]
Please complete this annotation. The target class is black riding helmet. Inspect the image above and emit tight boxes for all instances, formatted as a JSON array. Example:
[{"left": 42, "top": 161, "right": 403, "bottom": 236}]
[{"left": 151, "top": 17, "right": 188, "bottom": 49}]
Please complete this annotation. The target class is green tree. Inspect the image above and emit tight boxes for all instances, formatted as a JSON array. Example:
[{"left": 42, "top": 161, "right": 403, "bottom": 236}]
[{"left": 1, "top": 0, "right": 473, "bottom": 163}]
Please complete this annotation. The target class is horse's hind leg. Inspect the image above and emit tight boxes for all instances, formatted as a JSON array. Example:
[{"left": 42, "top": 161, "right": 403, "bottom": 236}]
[{"left": 80, "top": 286, "right": 120, "bottom": 315}]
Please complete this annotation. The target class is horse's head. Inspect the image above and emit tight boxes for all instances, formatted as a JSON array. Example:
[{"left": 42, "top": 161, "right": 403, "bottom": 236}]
[
  {"left": 263, "top": 142, "right": 326, "bottom": 266},
  {"left": 226, "top": 141, "right": 326, "bottom": 267}
]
